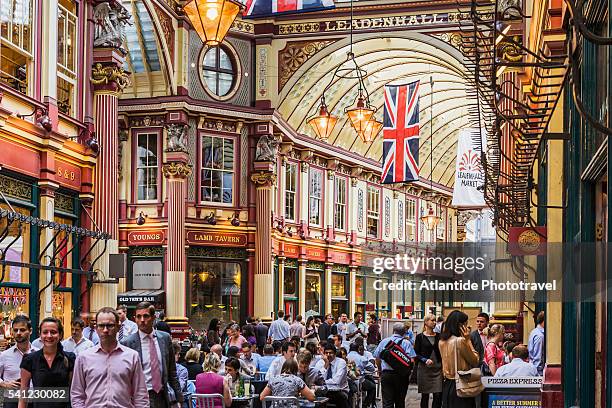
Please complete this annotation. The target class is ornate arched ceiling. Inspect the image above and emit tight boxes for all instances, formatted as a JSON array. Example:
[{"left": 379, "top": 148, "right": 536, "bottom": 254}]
[
  {"left": 277, "top": 33, "right": 477, "bottom": 188},
  {"left": 121, "top": 0, "right": 173, "bottom": 97}
]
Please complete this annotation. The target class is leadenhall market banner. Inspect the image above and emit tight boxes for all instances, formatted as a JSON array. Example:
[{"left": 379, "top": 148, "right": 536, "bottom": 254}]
[
  {"left": 359, "top": 242, "right": 611, "bottom": 302},
  {"left": 452, "top": 128, "right": 486, "bottom": 208}
]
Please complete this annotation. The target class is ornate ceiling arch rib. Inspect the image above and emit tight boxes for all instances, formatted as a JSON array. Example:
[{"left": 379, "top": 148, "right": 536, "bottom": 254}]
[{"left": 277, "top": 32, "right": 479, "bottom": 188}]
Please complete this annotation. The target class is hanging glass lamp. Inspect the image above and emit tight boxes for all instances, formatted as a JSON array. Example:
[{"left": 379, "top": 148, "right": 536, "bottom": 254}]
[
  {"left": 184, "top": 0, "right": 243, "bottom": 46},
  {"left": 307, "top": 98, "right": 338, "bottom": 142},
  {"left": 346, "top": 95, "right": 375, "bottom": 137}
]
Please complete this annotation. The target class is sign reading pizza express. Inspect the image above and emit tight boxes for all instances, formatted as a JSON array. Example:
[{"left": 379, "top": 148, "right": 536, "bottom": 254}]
[{"left": 187, "top": 231, "right": 247, "bottom": 247}]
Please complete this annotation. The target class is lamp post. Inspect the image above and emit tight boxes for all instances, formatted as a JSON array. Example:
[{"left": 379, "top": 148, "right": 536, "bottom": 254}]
[{"left": 183, "top": 0, "right": 243, "bottom": 46}]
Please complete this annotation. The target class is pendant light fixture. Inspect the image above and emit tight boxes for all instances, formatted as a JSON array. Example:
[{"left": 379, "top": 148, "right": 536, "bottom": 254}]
[
  {"left": 308, "top": 0, "right": 379, "bottom": 143},
  {"left": 184, "top": 0, "right": 243, "bottom": 46},
  {"left": 420, "top": 76, "right": 441, "bottom": 232}
]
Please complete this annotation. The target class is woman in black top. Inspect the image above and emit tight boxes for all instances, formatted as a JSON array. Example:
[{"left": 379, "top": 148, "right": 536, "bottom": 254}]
[
  {"left": 207, "top": 318, "right": 221, "bottom": 346},
  {"left": 19, "top": 317, "right": 75, "bottom": 408},
  {"left": 414, "top": 314, "right": 442, "bottom": 408},
  {"left": 182, "top": 348, "right": 204, "bottom": 380}
]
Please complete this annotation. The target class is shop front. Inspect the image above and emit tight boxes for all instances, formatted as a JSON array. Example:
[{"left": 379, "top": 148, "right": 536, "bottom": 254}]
[{"left": 186, "top": 230, "right": 248, "bottom": 331}]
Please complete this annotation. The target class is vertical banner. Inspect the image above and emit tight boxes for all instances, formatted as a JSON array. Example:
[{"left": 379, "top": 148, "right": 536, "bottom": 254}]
[
  {"left": 381, "top": 81, "right": 420, "bottom": 184},
  {"left": 452, "top": 128, "right": 486, "bottom": 207}
]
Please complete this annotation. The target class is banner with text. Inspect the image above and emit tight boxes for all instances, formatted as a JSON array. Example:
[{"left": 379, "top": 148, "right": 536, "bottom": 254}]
[{"left": 452, "top": 128, "right": 486, "bottom": 208}]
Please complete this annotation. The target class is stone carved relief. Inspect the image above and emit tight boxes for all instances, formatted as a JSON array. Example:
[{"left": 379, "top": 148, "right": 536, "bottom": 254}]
[
  {"left": 278, "top": 40, "right": 334, "bottom": 91},
  {"left": 255, "top": 134, "right": 281, "bottom": 161},
  {"left": 129, "top": 115, "right": 165, "bottom": 127},
  {"left": 93, "top": 1, "right": 132, "bottom": 50},
  {"left": 165, "top": 123, "right": 188, "bottom": 153},
  {"left": 91, "top": 63, "right": 130, "bottom": 90}
]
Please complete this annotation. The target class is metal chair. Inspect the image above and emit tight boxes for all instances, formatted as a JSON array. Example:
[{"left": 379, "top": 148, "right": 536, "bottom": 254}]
[
  {"left": 190, "top": 393, "right": 225, "bottom": 408},
  {"left": 262, "top": 396, "right": 300, "bottom": 408}
]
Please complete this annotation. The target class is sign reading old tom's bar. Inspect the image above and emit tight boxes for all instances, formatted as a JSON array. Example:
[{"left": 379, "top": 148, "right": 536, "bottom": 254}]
[
  {"left": 187, "top": 231, "right": 248, "bottom": 246},
  {"left": 127, "top": 230, "right": 165, "bottom": 245}
]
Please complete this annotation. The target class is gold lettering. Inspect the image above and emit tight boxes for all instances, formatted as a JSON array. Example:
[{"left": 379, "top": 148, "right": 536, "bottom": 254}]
[
  {"left": 395, "top": 16, "right": 407, "bottom": 26},
  {"left": 336, "top": 20, "right": 346, "bottom": 30},
  {"left": 421, "top": 14, "right": 429, "bottom": 24},
  {"left": 351, "top": 19, "right": 360, "bottom": 30},
  {"left": 383, "top": 17, "right": 393, "bottom": 27},
  {"left": 325, "top": 21, "right": 334, "bottom": 30},
  {"left": 361, "top": 18, "right": 371, "bottom": 28},
  {"left": 371, "top": 18, "right": 382, "bottom": 28},
  {"left": 432, "top": 13, "right": 440, "bottom": 23},
  {"left": 408, "top": 15, "right": 418, "bottom": 25}
]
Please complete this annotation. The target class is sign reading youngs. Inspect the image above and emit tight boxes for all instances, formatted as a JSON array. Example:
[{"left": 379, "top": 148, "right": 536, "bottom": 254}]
[{"left": 452, "top": 128, "right": 486, "bottom": 208}]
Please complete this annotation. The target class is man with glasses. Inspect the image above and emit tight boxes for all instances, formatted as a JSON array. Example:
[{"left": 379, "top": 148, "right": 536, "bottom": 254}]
[
  {"left": 122, "top": 302, "right": 183, "bottom": 408},
  {"left": 0, "top": 315, "right": 36, "bottom": 408},
  {"left": 71, "top": 307, "right": 148, "bottom": 408}
]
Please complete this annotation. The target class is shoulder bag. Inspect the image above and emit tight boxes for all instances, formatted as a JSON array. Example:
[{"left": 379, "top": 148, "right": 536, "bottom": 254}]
[{"left": 453, "top": 337, "right": 484, "bottom": 398}]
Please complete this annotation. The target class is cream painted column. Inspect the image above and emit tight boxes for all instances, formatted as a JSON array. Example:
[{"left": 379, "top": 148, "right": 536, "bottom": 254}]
[
  {"left": 347, "top": 178, "right": 357, "bottom": 234},
  {"left": 90, "top": 48, "right": 130, "bottom": 314},
  {"left": 300, "top": 162, "right": 310, "bottom": 227},
  {"left": 325, "top": 170, "right": 335, "bottom": 239},
  {"left": 298, "top": 260, "right": 307, "bottom": 315},
  {"left": 251, "top": 172, "right": 277, "bottom": 318},
  {"left": 324, "top": 263, "right": 332, "bottom": 314},
  {"left": 279, "top": 159, "right": 287, "bottom": 218},
  {"left": 349, "top": 266, "right": 357, "bottom": 317},
  {"left": 163, "top": 147, "right": 191, "bottom": 323},
  {"left": 40, "top": 0, "right": 58, "bottom": 99},
  {"left": 38, "top": 184, "right": 58, "bottom": 319}
]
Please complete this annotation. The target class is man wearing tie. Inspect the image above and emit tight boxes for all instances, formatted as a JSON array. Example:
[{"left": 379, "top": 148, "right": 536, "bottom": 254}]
[
  {"left": 122, "top": 302, "right": 183, "bottom": 408},
  {"left": 82, "top": 313, "right": 100, "bottom": 345},
  {"left": 470, "top": 312, "right": 489, "bottom": 364},
  {"left": 315, "top": 344, "right": 349, "bottom": 408},
  {"left": 117, "top": 305, "right": 138, "bottom": 342}
]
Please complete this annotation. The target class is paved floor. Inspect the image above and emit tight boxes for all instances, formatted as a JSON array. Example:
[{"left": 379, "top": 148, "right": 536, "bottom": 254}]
[{"left": 405, "top": 385, "right": 425, "bottom": 408}]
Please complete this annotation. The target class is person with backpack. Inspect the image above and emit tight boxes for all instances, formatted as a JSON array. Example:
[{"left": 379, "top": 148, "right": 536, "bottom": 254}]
[{"left": 373, "top": 322, "right": 416, "bottom": 408}]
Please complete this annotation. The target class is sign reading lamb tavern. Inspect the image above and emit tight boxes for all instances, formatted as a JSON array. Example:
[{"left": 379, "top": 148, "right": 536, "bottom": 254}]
[{"left": 187, "top": 231, "right": 248, "bottom": 246}]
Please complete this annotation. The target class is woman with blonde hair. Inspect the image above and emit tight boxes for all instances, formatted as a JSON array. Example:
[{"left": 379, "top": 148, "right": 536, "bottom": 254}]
[
  {"left": 182, "top": 347, "right": 204, "bottom": 380},
  {"left": 483, "top": 324, "right": 505, "bottom": 376},
  {"left": 414, "top": 314, "right": 442, "bottom": 408},
  {"left": 195, "top": 352, "right": 232, "bottom": 407}
]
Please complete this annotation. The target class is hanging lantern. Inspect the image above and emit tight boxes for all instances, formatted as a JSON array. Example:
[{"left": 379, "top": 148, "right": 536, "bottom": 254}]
[
  {"left": 183, "top": 0, "right": 243, "bottom": 46},
  {"left": 359, "top": 118, "right": 383, "bottom": 143},
  {"left": 307, "top": 99, "right": 338, "bottom": 142},
  {"left": 346, "top": 96, "right": 375, "bottom": 137},
  {"left": 420, "top": 206, "right": 441, "bottom": 231}
]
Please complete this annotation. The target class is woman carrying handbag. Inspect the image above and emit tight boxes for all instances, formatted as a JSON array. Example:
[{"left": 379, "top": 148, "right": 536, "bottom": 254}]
[{"left": 438, "top": 311, "right": 483, "bottom": 408}]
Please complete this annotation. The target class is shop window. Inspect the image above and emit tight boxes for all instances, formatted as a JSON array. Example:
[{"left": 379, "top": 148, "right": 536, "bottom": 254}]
[
  {"left": 355, "top": 276, "right": 365, "bottom": 303},
  {"left": 132, "top": 259, "right": 163, "bottom": 290},
  {"left": 200, "top": 44, "right": 239, "bottom": 99},
  {"left": 305, "top": 272, "right": 321, "bottom": 318},
  {"left": 283, "top": 263, "right": 297, "bottom": 296},
  {"left": 331, "top": 273, "right": 347, "bottom": 297},
  {"left": 406, "top": 198, "right": 416, "bottom": 241},
  {"left": 334, "top": 176, "right": 347, "bottom": 230},
  {"left": 284, "top": 162, "right": 297, "bottom": 222},
  {"left": 52, "top": 292, "right": 71, "bottom": 339},
  {"left": 0, "top": 203, "right": 30, "bottom": 284},
  {"left": 309, "top": 169, "right": 323, "bottom": 226},
  {"left": 367, "top": 186, "right": 380, "bottom": 238},
  {"left": 188, "top": 260, "right": 241, "bottom": 328},
  {"left": 0, "top": 0, "right": 33, "bottom": 95},
  {"left": 53, "top": 215, "right": 74, "bottom": 289},
  {"left": 331, "top": 300, "right": 347, "bottom": 319},
  {"left": 136, "top": 133, "right": 159, "bottom": 201},
  {"left": 57, "top": 0, "right": 77, "bottom": 116},
  {"left": 200, "top": 135, "right": 235, "bottom": 204},
  {"left": 0, "top": 287, "right": 28, "bottom": 320}
]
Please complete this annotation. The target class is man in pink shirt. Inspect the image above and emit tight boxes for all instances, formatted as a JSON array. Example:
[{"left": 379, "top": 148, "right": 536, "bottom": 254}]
[{"left": 71, "top": 307, "right": 149, "bottom": 408}]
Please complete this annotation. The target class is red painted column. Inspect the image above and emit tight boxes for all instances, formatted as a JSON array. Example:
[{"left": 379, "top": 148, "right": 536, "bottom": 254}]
[{"left": 89, "top": 48, "right": 129, "bottom": 312}]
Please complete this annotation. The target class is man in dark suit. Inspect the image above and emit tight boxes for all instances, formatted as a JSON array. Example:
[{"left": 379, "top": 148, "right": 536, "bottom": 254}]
[
  {"left": 318, "top": 314, "right": 334, "bottom": 341},
  {"left": 254, "top": 317, "right": 269, "bottom": 355},
  {"left": 470, "top": 312, "right": 490, "bottom": 363},
  {"left": 122, "top": 302, "right": 183, "bottom": 408}
]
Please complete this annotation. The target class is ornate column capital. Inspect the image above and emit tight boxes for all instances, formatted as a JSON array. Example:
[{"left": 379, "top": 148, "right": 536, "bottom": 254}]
[
  {"left": 91, "top": 62, "right": 130, "bottom": 93},
  {"left": 251, "top": 172, "right": 277, "bottom": 187},
  {"left": 162, "top": 162, "right": 193, "bottom": 179}
]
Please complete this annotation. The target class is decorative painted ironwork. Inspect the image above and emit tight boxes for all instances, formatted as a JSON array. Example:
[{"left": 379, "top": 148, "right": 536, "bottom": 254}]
[
  {"left": 398, "top": 200, "right": 404, "bottom": 239},
  {"left": 278, "top": 40, "right": 334, "bottom": 91},
  {"left": 187, "top": 246, "right": 247, "bottom": 259},
  {"left": 357, "top": 188, "right": 364, "bottom": 232},
  {"left": 131, "top": 246, "right": 164, "bottom": 257},
  {"left": 0, "top": 175, "right": 31, "bottom": 201},
  {"left": 332, "top": 264, "right": 350, "bottom": 272},
  {"left": 384, "top": 197, "right": 391, "bottom": 237},
  {"left": 54, "top": 192, "right": 74, "bottom": 214},
  {"left": 305, "top": 261, "right": 325, "bottom": 270},
  {"left": 284, "top": 258, "right": 299, "bottom": 268}
]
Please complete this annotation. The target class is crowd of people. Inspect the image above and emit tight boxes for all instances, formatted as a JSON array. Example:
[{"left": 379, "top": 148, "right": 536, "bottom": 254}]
[{"left": 0, "top": 307, "right": 545, "bottom": 408}]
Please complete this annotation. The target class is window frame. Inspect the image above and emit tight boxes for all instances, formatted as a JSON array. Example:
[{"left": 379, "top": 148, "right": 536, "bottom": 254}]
[
  {"left": 0, "top": 0, "right": 35, "bottom": 96},
  {"left": 198, "top": 43, "right": 242, "bottom": 101},
  {"left": 56, "top": 1, "right": 77, "bottom": 116},
  {"left": 284, "top": 160, "right": 298, "bottom": 222},
  {"left": 334, "top": 175, "right": 347, "bottom": 231},
  {"left": 197, "top": 132, "right": 238, "bottom": 207},
  {"left": 366, "top": 185, "right": 381, "bottom": 239},
  {"left": 406, "top": 197, "right": 417, "bottom": 242},
  {"left": 132, "top": 129, "right": 162, "bottom": 204},
  {"left": 308, "top": 167, "right": 324, "bottom": 227}
]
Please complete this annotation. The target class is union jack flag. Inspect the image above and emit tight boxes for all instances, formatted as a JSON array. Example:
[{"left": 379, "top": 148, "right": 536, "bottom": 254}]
[
  {"left": 381, "top": 81, "right": 420, "bottom": 184},
  {"left": 243, "top": 0, "right": 334, "bottom": 17}
]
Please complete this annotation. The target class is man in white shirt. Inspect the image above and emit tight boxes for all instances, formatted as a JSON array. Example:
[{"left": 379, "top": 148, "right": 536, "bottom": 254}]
[
  {"left": 62, "top": 318, "right": 94, "bottom": 356},
  {"left": 345, "top": 312, "right": 367, "bottom": 345},
  {"left": 117, "top": 305, "right": 138, "bottom": 342},
  {"left": 265, "top": 341, "right": 297, "bottom": 380},
  {"left": 0, "top": 315, "right": 36, "bottom": 408},
  {"left": 268, "top": 310, "right": 291, "bottom": 343},
  {"left": 211, "top": 344, "right": 228, "bottom": 375},
  {"left": 316, "top": 344, "right": 349, "bottom": 408},
  {"left": 494, "top": 344, "right": 538, "bottom": 377},
  {"left": 82, "top": 313, "right": 100, "bottom": 345}
]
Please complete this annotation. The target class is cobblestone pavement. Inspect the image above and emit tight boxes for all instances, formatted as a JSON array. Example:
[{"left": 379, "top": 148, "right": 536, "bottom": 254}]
[{"left": 404, "top": 384, "right": 424, "bottom": 408}]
